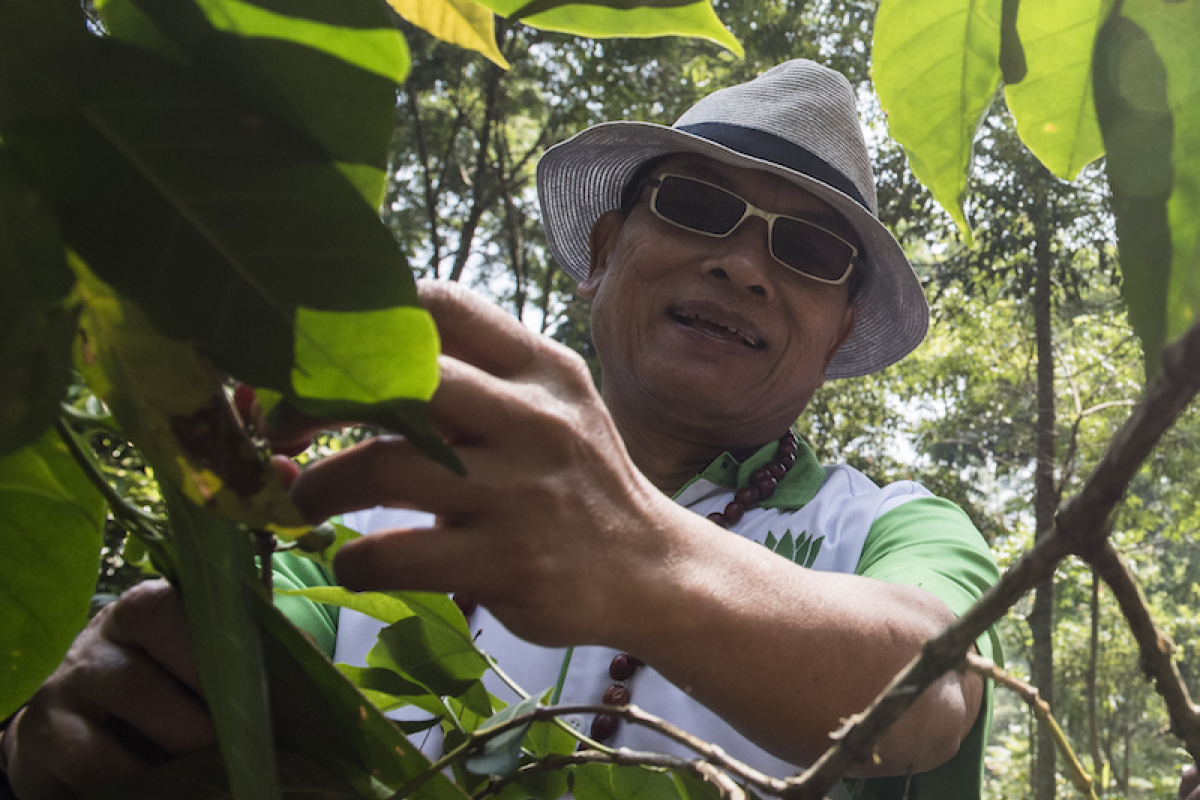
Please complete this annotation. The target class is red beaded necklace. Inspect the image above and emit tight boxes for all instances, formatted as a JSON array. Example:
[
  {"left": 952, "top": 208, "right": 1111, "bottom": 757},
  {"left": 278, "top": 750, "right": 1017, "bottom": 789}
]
[{"left": 589, "top": 429, "right": 800, "bottom": 742}]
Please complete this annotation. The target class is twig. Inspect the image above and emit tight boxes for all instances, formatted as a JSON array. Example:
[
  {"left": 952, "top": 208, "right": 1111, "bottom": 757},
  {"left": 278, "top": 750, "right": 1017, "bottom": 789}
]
[
  {"left": 388, "top": 703, "right": 786, "bottom": 800},
  {"left": 1089, "top": 542, "right": 1200, "bottom": 760},
  {"left": 965, "top": 654, "right": 1099, "bottom": 799}
]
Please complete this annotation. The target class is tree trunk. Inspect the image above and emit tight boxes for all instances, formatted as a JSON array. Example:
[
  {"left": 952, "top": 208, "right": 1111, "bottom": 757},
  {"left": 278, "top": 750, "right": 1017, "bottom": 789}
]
[
  {"left": 1087, "top": 569, "right": 1108, "bottom": 790},
  {"left": 1031, "top": 213, "right": 1058, "bottom": 800}
]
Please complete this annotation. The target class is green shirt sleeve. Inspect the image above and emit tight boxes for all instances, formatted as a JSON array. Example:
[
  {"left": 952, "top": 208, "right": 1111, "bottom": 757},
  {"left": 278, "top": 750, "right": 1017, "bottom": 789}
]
[
  {"left": 271, "top": 551, "right": 340, "bottom": 658},
  {"left": 845, "top": 497, "right": 1003, "bottom": 800}
]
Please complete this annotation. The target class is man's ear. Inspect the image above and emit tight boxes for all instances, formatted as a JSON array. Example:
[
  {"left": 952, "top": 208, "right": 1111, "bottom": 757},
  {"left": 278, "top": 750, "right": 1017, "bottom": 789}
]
[
  {"left": 579, "top": 210, "right": 625, "bottom": 299},
  {"left": 822, "top": 301, "right": 858, "bottom": 372}
]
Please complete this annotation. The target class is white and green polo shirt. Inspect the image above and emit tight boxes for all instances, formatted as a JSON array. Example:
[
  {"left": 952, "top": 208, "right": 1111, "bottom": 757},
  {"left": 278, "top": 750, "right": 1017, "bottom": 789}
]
[{"left": 273, "top": 437, "right": 1001, "bottom": 800}]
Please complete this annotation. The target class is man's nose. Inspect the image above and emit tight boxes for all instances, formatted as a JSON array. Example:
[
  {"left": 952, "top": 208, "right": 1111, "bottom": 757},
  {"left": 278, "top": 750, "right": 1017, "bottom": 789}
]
[{"left": 705, "top": 216, "right": 776, "bottom": 296}]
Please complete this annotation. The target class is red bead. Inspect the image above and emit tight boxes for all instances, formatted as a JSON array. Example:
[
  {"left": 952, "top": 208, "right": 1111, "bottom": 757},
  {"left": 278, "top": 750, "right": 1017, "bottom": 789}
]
[
  {"left": 778, "top": 451, "right": 796, "bottom": 468},
  {"left": 754, "top": 474, "right": 777, "bottom": 498},
  {"left": 591, "top": 713, "right": 619, "bottom": 741},
  {"left": 768, "top": 462, "right": 786, "bottom": 480},
  {"left": 722, "top": 501, "right": 744, "bottom": 525},
  {"left": 452, "top": 593, "right": 477, "bottom": 617},
  {"left": 603, "top": 684, "right": 631, "bottom": 705},
  {"left": 707, "top": 511, "right": 728, "bottom": 527},
  {"left": 735, "top": 485, "right": 761, "bottom": 506},
  {"left": 609, "top": 653, "right": 639, "bottom": 681}
]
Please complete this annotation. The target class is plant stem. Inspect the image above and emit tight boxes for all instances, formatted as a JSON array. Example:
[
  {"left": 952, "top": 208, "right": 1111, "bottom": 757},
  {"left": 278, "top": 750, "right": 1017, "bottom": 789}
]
[{"left": 54, "top": 414, "right": 166, "bottom": 534}]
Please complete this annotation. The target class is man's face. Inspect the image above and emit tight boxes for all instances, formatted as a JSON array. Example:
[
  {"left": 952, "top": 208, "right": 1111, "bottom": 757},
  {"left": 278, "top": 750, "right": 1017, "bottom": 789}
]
[{"left": 580, "top": 155, "right": 859, "bottom": 445}]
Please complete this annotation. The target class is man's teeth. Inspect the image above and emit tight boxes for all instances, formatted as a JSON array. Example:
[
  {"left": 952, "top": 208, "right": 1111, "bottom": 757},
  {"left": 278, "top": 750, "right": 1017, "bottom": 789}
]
[{"left": 680, "top": 313, "right": 763, "bottom": 348}]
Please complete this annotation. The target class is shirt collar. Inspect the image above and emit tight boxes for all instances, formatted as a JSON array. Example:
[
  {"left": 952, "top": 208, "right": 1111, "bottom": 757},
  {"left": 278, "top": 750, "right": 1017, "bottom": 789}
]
[{"left": 672, "top": 435, "right": 824, "bottom": 509}]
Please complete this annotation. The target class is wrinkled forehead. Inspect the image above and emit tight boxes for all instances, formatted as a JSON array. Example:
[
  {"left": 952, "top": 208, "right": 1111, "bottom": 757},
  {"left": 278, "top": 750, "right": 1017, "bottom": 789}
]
[{"left": 649, "top": 154, "right": 859, "bottom": 244}]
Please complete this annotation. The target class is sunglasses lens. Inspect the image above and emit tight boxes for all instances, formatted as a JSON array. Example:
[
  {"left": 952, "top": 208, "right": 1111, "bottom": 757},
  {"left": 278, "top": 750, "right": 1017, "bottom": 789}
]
[
  {"left": 655, "top": 176, "right": 746, "bottom": 235},
  {"left": 771, "top": 217, "right": 854, "bottom": 282}
]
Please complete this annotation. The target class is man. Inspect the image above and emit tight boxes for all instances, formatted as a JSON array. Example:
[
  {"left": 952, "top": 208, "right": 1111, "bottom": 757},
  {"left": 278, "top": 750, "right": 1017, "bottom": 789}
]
[{"left": 1, "top": 60, "right": 1000, "bottom": 800}]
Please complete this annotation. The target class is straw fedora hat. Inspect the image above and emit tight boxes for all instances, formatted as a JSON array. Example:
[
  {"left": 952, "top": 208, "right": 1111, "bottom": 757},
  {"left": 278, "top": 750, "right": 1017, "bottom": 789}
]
[{"left": 536, "top": 59, "right": 927, "bottom": 379}]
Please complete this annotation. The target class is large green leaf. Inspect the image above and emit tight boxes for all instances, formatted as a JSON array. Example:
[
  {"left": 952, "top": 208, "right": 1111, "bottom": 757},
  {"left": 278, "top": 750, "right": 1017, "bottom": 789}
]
[
  {"left": 5, "top": 40, "right": 452, "bottom": 467},
  {"left": 0, "top": 0, "right": 96, "bottom": 120},
  {"left": 474, "top": 0, "right": 743, "bottom": 56},
  {"left": 1121, "top": 0, "right": 1200, "bottom": 361},
  {"left": 873, "top": 0, "right": 1005, "bottom": 242},
  {"left": 572, "top": 763, "right": 682, "bottom": 800},
  {"left": 164, "top": 481, "right": 279, "bottom": 800},
  {"left": 253, "top": 590, "right": 471, "bottom": 800},
  {"left": 390, "top": 0, "right": 510, "bottom": 69},
  {"left": 280, "top": 585, "right": 490, "bottom": 714},
  {"left": 106, "top": 0, "right": 410, "bottom": 209},
  {"left": 0, "top": 428, "right": 104, "bottom": 720},
  {"left": 1093, "top": 0, "right": 1200, "bottom": 376},
  {"left": 0, "top": 150, "right": 77, "bottom": 457},
  {"left": 1003, "top": 0, "right": 1108, "bottom": 180},
  {"left": 72, "top": 260, "right": 307, "bottom": 533}
]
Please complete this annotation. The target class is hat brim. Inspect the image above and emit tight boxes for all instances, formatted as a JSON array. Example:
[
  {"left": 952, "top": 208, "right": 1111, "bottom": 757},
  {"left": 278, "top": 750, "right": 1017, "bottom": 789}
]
[{"left": 536, "top": 121, "right": 928, "bottom": 379}]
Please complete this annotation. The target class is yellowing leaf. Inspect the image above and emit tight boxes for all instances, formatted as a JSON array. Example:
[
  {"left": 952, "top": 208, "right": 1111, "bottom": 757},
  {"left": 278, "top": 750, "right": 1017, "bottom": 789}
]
[
  {"left": 71, "top": 257, "right": 307, "bottom": 531},
  {"left": 474, "top": 0, "right": 743, "bottom": 56},
  {"left": 1003, "top": 0, "right": 1107, "bottom": 180},
  {"left": 388, "top": 0, "right": 510, "bottom": 69},
  {"left": 873, "top": 0, "right": 1005, "bottom": 244},
  {"left": 292, "top": 306, "right": 440, "bottom": 404}
]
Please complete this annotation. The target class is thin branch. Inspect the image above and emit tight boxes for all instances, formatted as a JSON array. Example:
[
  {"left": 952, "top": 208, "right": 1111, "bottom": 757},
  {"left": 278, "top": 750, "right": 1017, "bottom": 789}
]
[
  {"left": 1089, "top": 541, "right": 1200, "bottom": 760},
  {"left": 389, "top": 703, "right": 787, "bottom": 800},
  {"left": 54, "top": 413, "right": 167, "bottom": 534},
  {"left": 965, "top": 654, "right": 1099, "bottom": 799}
]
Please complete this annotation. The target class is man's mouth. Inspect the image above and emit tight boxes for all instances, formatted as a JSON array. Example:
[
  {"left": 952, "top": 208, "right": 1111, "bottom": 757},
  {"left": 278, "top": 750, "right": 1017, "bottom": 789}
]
[{"left": 671, "top": 310, "right": 765, "bottom": 349}]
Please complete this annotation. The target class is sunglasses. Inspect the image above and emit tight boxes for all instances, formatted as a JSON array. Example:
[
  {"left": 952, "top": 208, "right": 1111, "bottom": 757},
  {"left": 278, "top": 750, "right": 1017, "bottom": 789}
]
[{"left": 637, "top": 173, "right": 859, "bottom": 285}]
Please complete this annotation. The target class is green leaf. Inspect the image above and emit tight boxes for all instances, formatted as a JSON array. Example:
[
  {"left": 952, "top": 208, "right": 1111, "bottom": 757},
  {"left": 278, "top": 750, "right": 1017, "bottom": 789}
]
[
  {"left": 336, "top": 663, "right": 436, "bottom": 714},
  {"left": 793, "top": 532, "right": 810, "bottom": 567},
  {"left": 163, "top": 481, "right": 279, "bottom": 800},
  {"left": 296, "top": 587, "right": 489, "bottom": 712},
  {"left": 806, "top": 535, "right": 824, "bottom": 568},
  {"left": 389, "top": 0, "right": 510, "bottom": 69},
  {"left": 572, "top": 763, "right": 682, "bottom": 800},
  {"left": 372, "top": 610, "right": 490, "bottom": 701},
  {"left": 873, "top": 0, "right": 1005, "bottom": 243},
  {"left": 1092, "top": 2, "right": 1200, "bottom": 376},
  {"left": 1002, "top": 0, "right": 1107, "bottom": 180},
  {"left": 0, "top": 428, "right": 104, "bottom": 720},
  {"left": 254, "top": 595, "right": 468, "bottom": 799},
  {"left": 465, "top": 695, "right": 540, "bottom": 777},
  {"left": 474, "top": 0, "right": 743, "bottom": 56},
  {"left": 114, "top": 0, "right": 410, "bottom": 209},
  {"left": 0, "top": 150, "right": 77, "bottom": 457},
  {"left": 671, "top": 770, "right": 724, "bottom": 800},
  {"left": 6, "top": 40, "right": 453, "bottom": 468},
  {"left": 85, "top": 748, "right": 370, "bottom": 800},
  {"left": 279, "top": 585, "right": 423, "bottom": 624},
  {"left": 0, "top": 0, "right": 96, "bottom": 121},
  {"left": 1119, "top": 0, "right": 1200, "bottom": 362},
  {"left": 777, "top": 530, "right": 794, "bottom": 562},
  {"left": 71, "top": 259, "right": 307, "bottom": 533}
]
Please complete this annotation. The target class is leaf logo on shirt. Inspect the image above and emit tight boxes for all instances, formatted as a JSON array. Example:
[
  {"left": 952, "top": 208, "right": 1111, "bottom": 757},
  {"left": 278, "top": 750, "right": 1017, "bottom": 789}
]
[{"left": 763, "top": 530, "right": 824, "bottom": 568}]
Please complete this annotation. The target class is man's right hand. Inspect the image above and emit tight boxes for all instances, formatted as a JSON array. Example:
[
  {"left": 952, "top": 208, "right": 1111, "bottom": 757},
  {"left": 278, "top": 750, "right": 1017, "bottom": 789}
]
[{"left": 2, "top": 580, "right": 216, "bottom": 800}]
